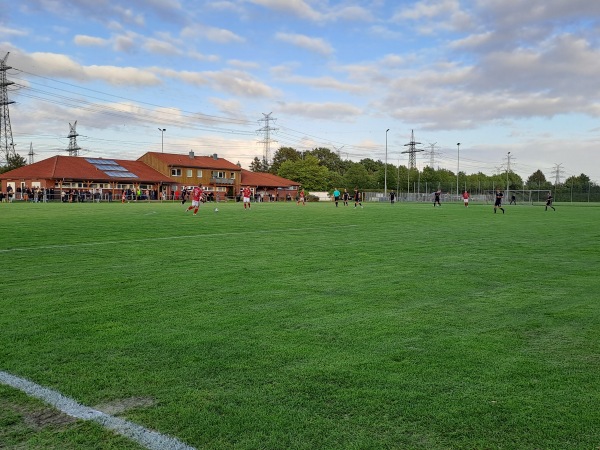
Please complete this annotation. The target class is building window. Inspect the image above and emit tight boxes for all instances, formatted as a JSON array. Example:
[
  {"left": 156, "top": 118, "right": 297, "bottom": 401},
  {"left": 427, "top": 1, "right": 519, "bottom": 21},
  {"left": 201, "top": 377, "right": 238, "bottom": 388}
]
[
  {"left": 186, "top": 169, "right": 193, "bottom": 177},
  {"left": 230, "top": 172, "right": 236, "bottom": 179},
  {"left": 171, "top": 168, "right": 182, "bottom": 176},
  {"left": 212, "top": 171, "right": 225, "bottom": 178},
  {"left": 197, "top": 170, "right": 203, "bottom": 177}
]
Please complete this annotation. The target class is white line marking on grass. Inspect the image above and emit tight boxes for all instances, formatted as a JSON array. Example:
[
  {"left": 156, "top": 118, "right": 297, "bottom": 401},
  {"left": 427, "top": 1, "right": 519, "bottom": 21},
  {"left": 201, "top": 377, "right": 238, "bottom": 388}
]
[
  {"left": 0, "top": 225, "right": 358, "bottom": 253},
  {"left": 0, "top": 370, "right": 196, "bottom": 450}
]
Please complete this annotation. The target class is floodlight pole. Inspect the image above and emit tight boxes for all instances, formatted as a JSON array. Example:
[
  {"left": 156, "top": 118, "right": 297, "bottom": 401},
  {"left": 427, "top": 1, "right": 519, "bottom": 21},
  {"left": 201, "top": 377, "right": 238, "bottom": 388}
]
[
  {"left": 158, "top": 128, "right": 166, "bottom": 153},
  {"left": 506, "top": 151, "right": 511, "bottom": 196},
  {"left": 456, "top": 143, "right": 460, "bottom": 199},
  {"left": 385, "top": 129, "right": 389, "bottom": 197}
]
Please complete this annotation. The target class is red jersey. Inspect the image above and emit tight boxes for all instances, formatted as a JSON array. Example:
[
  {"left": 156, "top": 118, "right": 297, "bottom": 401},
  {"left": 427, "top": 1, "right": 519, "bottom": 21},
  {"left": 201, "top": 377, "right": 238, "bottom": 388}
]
[
  {"left": 462, "top": 191, "right": 469, "bottom": 199},
  {"left": 243, "top": 187, "right": 251, "bottom": 198},
  {"left": 192, "top": 186, "right": 203, "bottom": 202}
]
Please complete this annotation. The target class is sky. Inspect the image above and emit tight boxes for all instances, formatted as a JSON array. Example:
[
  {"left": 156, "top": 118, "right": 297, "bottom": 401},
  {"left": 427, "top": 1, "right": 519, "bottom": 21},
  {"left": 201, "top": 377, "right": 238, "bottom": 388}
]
[{"left": 2, "top": 0, "right": 600, "bottom": 183}]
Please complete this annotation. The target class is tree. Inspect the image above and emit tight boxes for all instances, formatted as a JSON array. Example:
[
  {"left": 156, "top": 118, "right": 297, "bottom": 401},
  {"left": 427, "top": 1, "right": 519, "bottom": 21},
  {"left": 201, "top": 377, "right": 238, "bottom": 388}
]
[
  {"left": 249, "top": 156, "right": 269, "bottom": 172},
  {"left": 359, "top": 158, "right": 382, "bottom": 174},
  {"left": 327, "top": 171, "right": 345, "bottom": 191},
  {"left": 270, "top": 147, "right": 301, "bottom": 174},
  {"left": 343, "top": 162, "right": 370, "bottom": 189},
  {"left": 564, "top": 173, "right": 591, "bottom": 189},
  {"left": 377, "top": 163, "right": 397, "bottom": 192},
  {"left": 278, "top": 155, "right": 330, "bottom": 191},
  {"left": 308, "top": 147, "right": 343, "bottom": 174},
  {"left": 0, "top": 152, "right": 27, "bottom": 174},
  {"left": 526, "top": 170, "right": 547, "bottom": 187}
]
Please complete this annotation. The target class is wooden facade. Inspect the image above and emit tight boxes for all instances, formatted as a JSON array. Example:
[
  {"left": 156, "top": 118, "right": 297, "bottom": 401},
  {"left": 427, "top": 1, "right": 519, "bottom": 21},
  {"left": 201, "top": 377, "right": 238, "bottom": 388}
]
[{"left": 138, "top": 151, "right": 242, "bottom": 200}]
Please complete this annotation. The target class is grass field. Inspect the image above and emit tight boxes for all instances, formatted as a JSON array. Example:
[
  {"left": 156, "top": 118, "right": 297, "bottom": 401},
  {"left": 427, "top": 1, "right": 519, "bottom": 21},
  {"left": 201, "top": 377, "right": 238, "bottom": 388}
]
[{"left": 1, "top": 199, "right": 599, "bottom": 449}]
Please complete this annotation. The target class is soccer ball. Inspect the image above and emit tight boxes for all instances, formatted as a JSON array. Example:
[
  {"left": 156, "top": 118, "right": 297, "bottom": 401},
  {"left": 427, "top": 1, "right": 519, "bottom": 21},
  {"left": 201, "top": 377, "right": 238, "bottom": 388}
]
[{"left": 214, "top": 208, "right": 219, "bottom": 212}]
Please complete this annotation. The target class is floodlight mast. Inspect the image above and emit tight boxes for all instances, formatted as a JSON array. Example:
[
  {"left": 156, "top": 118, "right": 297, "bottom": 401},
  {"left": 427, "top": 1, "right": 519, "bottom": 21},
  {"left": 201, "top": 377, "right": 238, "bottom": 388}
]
[
  {"left": 506, "top": 151, "right": 511, "bottom": 196},
  {"left": 385, "top": 129, "right": 389, "bottom": 197},
  {"left": 456, "top": 143, "right": 460, "bottom": 198}
]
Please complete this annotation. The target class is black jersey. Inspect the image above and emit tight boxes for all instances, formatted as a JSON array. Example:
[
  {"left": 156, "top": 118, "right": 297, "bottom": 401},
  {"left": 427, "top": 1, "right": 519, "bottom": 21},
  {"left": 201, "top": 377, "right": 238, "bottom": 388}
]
[{"left": 495, "top": 191, "right": 503, "bottom": 206}]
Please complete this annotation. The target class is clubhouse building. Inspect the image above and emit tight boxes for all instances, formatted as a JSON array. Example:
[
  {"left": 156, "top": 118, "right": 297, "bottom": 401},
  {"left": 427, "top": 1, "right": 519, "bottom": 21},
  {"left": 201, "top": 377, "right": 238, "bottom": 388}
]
[{"left": 0, "top": 151, "right": 300, "bottom": 201}]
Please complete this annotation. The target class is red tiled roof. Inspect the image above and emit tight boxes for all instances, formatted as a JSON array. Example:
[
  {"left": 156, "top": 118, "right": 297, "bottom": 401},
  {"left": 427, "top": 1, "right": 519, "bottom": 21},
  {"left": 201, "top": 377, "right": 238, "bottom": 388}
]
[
  {"left": 0, "top": 155, "right": 172, "bottom": 183},
  {"left": 140, "top": 152, "right": 241, "bottom": 170},
  {"left": 240, "top": 169, "right": 300, "bottom": 188}
]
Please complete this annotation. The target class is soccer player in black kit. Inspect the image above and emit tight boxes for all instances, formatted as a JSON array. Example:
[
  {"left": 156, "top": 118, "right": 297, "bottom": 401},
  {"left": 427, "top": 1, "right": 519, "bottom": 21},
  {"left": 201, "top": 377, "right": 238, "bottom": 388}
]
[
  {"left": 433, "top": 189, "right": 441, "bottom": 207},
  {"left": 494, "top": 188, "right": 505, "bottom": 214},
  {"left": 343, "top": 189, "right": 350, "bottom": 206},
  {"left": 545, "top": 192, "right": 555, "bottom": 211}
]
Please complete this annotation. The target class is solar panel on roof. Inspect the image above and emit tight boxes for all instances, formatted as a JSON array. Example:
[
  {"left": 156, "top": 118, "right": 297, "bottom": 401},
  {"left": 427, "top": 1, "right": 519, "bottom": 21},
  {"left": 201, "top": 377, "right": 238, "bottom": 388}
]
[
  {"left": 85, "top": 158, "right": 138, "bottom": 178},
  {"left": 86, "top": 158, "right": 118, "bottom": 165},
  {"left": 104, "top": 171, "right": 139, "bottom": 178},
  {"left": 95, "top": 164, "right": 126, "bottom": 171}
]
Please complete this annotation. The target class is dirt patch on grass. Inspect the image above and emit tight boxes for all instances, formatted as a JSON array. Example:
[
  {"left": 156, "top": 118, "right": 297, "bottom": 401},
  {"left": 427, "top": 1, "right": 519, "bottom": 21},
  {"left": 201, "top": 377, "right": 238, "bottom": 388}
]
[{"left": 7, "top": 402, "right": 78, "bottom": 429}]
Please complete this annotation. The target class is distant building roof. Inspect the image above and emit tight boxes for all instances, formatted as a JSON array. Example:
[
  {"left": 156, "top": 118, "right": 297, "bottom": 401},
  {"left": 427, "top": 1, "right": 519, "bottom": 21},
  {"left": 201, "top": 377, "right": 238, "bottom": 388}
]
[
  {"left": 240, "top": 169, "right": 300, "bottom": 188},
  {"left": 0, "top": 155, "right": 172, "bottom": 183},
  {"left": 140, "top": 152, "right": 241, "bottom": 171}
]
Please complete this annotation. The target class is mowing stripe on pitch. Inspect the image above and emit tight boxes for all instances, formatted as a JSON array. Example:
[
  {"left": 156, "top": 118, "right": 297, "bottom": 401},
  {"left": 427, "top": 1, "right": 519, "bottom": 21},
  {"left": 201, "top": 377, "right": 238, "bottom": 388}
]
[
  {"left": 0, "top": 225, "right": 358, "bottom": 253},
  {"left": 0, "top": 370, "right": 196, "bottom": 450}
]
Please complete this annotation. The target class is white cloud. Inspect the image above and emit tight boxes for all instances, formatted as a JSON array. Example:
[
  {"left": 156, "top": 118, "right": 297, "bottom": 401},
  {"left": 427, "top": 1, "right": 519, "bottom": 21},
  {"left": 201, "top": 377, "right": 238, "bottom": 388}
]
[
  {"left": 330, "top": 6, "right": 374, "bottom": 22},
  {"left": 209, "top": 97, "right": 249, "bottom": 122},
  {"left": 209, "top": 69, "right": 278, "bottom": 98},
  {"left": 277, "top": 101, "right": 362, "bottom": 120},
  {"left": 11, "top": 51, "right": 162, "bottom": 87},
  {"left": 157, "top": 69, "right": 210, "bottom": 87},
  {"left": 393, "top": 0, "right": 474, "bottom": 33},
  {"left": 189, "top": 51, "right": 220, "bottom": 62},
  {"left": 113, "top": 33, "right": 137, "bottom": 53},
  {"left": 74, "top": 35, "right": 109, "bottom": 47},
  {"left": 0, "top": 26, "right": 28, "bottom": 38},
  {"left": 142, "top": 37, "right": 182, "bottom": 55},
  {"left": 272, "top": 70, "right": 366, "bottom": 94},
  {"left": 157, "top": 68, "right": 278, "bottom": 98},
  {"left": 396, "top": 0, "right": 461, "bottom": 20},
  {"left": 247, "top": 0, "right": 324, "bottom": 21},
  {"left": 275, "top": 32, "right": 333, "bottom": 56},
  {"left": 228, "top": 59, "right": 260, "bottom": 70},
  {"left": 181, "top": 25, "right": 245, "bottom": 44},
  {"left": 85, "top": 65, "right": 162, "bottom": 86}
]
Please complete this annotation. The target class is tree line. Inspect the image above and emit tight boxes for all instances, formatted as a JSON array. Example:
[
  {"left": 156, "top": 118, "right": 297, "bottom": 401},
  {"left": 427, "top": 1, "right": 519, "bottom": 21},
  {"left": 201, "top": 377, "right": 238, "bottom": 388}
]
[{"left": 250, "top": 147, "right": 600, "bottom": 201}]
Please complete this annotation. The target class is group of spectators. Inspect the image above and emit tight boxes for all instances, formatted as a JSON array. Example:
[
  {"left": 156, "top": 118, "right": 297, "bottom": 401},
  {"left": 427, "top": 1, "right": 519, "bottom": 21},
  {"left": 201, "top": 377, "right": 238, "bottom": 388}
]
[
  {"left": 0, "top": 186, "right": 157, "bottom": 203},
  {"left": 0, "top": 186, "right": 51, "bottom": 203},
  {"left": 235, "top": 191, "right": 294, "bottom": 202}
]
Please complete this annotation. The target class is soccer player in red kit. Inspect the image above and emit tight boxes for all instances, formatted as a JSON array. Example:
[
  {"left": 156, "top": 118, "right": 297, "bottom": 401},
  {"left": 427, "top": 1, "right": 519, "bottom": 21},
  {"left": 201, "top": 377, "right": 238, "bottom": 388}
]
[
  {"left": 186, "top": 184, "right": 204, "bottom": 216},
  {"left": 242, "top": 186, "right": 252, "bottom": 209}
]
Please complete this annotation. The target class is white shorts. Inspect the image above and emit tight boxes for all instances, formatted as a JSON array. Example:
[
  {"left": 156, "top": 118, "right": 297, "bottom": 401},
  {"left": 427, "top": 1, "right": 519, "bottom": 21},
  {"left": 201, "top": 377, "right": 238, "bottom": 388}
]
[
  {"left": 463, "top": 198, "right": 469, "bottom": 203},
  {"left": 192, "top": 200, "right": 200, "bottom": 207},
  {"left": 243, "top": 197, "right": 250, "bottom": 203}
]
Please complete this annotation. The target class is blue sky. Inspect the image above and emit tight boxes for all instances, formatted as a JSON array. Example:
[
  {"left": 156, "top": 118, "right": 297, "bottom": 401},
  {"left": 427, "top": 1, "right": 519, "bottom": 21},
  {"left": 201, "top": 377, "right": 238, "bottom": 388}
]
[{"left": 2, "top": 0, "right": 600, "bottom": 183}]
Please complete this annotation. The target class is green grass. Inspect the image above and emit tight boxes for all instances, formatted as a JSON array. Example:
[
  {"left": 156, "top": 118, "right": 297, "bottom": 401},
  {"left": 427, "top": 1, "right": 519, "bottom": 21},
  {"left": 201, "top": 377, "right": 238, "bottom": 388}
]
[{"left": 1, "top": 200, "right": 599, "bottom": 449}]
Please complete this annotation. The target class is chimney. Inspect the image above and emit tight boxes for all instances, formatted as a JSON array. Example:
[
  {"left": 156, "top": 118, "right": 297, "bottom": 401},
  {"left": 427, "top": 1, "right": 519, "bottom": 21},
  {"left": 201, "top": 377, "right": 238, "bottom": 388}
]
[
  {"left": 212, "top": 153, "right": 218, "bottom": 160},
  {"left": 189, "top": 151, "right": 195, "bottom": 159}
]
